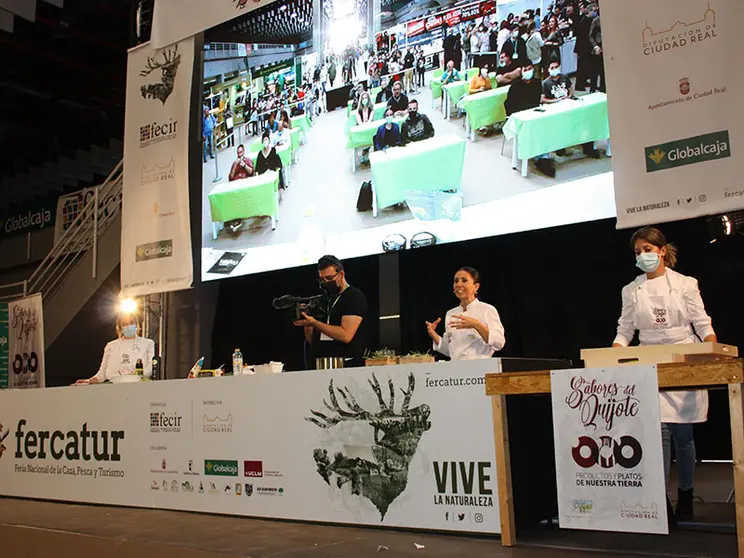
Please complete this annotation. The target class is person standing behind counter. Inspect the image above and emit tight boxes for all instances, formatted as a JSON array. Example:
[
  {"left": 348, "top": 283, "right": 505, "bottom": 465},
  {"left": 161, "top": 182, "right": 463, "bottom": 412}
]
[
  {"left": 75, "top": 314, "right": 154, "bottom": 384},
  {"left": 425, "top": 267, "right": 505, "bottom": 360},
  {"left": 612, "top": 226, "right": 717, "bottom": 522},
  {"left": 294, "top": 255, "right": 368, "bottom": 368}
]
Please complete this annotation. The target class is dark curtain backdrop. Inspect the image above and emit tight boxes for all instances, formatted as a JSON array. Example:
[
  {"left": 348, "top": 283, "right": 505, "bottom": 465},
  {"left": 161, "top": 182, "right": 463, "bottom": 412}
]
[
  {"left": 208, "top": 215, "right": 743, "bottom": 458},
  {"left": 210, "top": 256, "right": 380, "bottom": 373},
  {"left": 398, "top": 216, "right": 744, "bottom": 460}
]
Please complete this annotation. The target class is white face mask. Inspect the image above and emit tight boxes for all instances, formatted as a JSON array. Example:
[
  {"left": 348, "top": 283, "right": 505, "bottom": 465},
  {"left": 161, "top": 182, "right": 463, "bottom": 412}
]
[
  {"left": 522, "top": 69, "right": 534, "bottom": 80},
  {"left": 481, "top": 69, "right": 489, "bottom": 77},
  {"left": 263, "top": 139, "right": 270, "bottom": 148},
  {"left": 549, "top": 67, "right": 561, "bottom": 77}
]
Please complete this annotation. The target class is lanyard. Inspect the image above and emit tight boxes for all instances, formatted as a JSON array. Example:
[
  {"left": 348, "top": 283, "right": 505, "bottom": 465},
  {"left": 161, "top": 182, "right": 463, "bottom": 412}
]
[{"left": 326, "top": 287, "right": 348, "bottom": 324}]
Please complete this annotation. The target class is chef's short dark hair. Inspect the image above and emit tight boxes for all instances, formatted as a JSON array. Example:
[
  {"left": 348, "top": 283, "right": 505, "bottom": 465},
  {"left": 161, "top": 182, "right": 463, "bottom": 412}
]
[
  {"left": 115, "top": 313, "right": 139, "bottom": 329},
  {"left": 318, "top": 255, "right": 344, "bottom": 273}
]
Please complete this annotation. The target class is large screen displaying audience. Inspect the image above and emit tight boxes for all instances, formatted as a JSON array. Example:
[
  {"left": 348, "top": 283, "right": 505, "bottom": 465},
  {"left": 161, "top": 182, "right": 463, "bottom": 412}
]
[{"left": 199, "top": 0, "right": 615, "bottom": 281}]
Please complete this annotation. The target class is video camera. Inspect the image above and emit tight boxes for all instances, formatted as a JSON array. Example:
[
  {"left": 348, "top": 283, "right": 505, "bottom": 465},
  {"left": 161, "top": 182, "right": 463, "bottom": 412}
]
[{"left": 272, "top": 293, "right": 328, "bottom": 322}]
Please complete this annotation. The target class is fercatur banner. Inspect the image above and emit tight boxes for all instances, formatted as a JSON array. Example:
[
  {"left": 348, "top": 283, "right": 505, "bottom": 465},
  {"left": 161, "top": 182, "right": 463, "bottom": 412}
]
[
  {"left": 0, "top": 360, "right": 500, "bottom": 533},
  {"left": 551, "top": 365, "right": 667, "bottom": 534},
  {"left": 601, "top": 0, "right": 744, "bottom": 228},
  {"left": 121, "top": 38, "right": 194, "bottom": 296}
]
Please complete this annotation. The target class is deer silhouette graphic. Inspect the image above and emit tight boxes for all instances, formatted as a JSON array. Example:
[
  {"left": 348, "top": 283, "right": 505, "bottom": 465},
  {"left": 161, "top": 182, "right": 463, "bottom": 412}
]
[
  {"left": 307, "top": 373, "right": 431, "bottom": 519},
  {"left": 140, "top": 45, "right": 181, "bottom": 105}
]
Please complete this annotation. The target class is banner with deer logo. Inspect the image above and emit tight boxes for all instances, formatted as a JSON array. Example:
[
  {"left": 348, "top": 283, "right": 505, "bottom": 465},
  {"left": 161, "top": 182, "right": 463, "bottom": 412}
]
[
  {"left": 121, "top": 38, "right": 194, "bottom": 296},
  {"left": 601, "top": 0, "right": 744, "bottom": 228},
  {"left": 151, "top": 0, "right": 278, "bottom": 49},
  {"left": 0, "top": 359, "right": 500, "bottom": 533},
  {"left": 7, "top": 294, "right": 45, "bottom": 389},
  {"left": 550, "top": 365, "right": 667, "bottom": 534}
]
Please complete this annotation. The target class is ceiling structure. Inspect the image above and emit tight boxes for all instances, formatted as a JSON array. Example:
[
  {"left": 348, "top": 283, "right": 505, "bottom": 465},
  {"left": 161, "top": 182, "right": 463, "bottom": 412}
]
[
  {"left": 208, "top": 0, "right": 314, "bottom": 45},
  {"left": 0, "top": 0, "right": 132, "bottom": 210}
]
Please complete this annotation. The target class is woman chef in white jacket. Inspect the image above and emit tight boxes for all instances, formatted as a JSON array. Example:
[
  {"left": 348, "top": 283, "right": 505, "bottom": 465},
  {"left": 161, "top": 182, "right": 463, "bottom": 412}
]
[
  {"left": 613, "top": 226, "right": 716, "bottom": 522},
  {"left": 75, "top": 314, "right": 155, "bottom": 384},
  {"left": 425, "top": 267, "right": 506, "bottom": 360}
]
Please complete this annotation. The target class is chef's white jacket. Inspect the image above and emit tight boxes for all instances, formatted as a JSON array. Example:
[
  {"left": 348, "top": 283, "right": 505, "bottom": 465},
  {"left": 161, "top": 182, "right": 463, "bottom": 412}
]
[
  {"left": 433, "top": 298, "right": 506, "bottom": 360},
  {"left": 613, "top": 269, "right": 715, "bottom": 424},
  {"left": 93, "top": 336, "right": 155, "bottom": 382}
]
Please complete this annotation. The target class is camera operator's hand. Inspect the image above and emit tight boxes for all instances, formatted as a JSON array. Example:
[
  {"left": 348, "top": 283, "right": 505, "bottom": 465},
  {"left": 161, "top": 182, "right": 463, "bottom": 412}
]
[{"left": 293, "top": 311, "right": 317, "bottom": 328}]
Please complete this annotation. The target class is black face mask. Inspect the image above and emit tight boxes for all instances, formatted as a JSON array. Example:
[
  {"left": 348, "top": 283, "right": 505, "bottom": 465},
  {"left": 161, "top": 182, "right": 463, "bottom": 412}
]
[{"left": 320, "top": 280, "right": 341, "bottom": 295}]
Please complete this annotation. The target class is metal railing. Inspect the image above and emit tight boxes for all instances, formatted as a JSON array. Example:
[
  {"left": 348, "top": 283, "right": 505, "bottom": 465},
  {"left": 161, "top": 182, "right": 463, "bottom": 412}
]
[
  {"left": 0, "top": 280, "right": 27, "bottom": 302},
  {"left": 22, "top": 160, "right": 123, "bottom": 301}
]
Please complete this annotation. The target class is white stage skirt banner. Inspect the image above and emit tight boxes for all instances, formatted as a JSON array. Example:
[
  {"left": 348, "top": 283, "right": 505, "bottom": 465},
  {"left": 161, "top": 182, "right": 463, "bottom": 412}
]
[
  {"left": 0, "top": 360, "right": 500, "bottom": 533},
  {"left": 7, "top": 294, "right": 45, "bottom": 390},
  {"left": 602, "top": 0, "right": 744, "bottom": 229},
  {"left": 550, "top": 365, "right": 667, "bottom": 534},
  {"left": 151, "top": 0, "right": 279, "bottom": 49},
  {"left": 121, "top": 39, "right": 194, "bottom": 296}
]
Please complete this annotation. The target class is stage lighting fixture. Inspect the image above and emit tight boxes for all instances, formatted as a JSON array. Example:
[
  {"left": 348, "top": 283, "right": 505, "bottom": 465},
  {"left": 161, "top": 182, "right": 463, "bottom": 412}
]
[{"left": 119, "top": 298, "right": 138, "bottom": 314}]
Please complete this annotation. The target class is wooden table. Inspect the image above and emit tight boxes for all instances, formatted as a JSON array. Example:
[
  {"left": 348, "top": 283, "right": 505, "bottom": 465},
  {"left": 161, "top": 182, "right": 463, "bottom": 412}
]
[{"left": 485, "top": 358, "right": 744, "bottom": 554}]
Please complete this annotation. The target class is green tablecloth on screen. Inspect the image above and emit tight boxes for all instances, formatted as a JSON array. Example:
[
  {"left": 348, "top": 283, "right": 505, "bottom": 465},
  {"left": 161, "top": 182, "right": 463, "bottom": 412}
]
[
  {"left": 457, "top": 85, "right": 510, "bottom": 130},
  {"left": 369, "top": 134, "right": 466, "bottom": 210},
  {"left": 345, "top": 102, "right": 388, "bottom": 134},
  {"left": 444, "top": 73, "right": 496, "bottom": 107},
  {"left": 248, "top": 143, "right": 291, "bottom": 168},
  {"left": 431, "top": 80, "right": 443, "bottom": 100},
  {"left": 290, "top": 127, "right": 300, "bottom": 154},
  {"left": 208, "top": 171, "right": 279, "bottom": 222},
  {"left": 347, "top": 115, "right": 407, "bottom": 149},
  {"left": 503, "top": 92, "right": 610, "bottom": 160},
  {"left": 290, "top": 114, "right": 311, "bottom": 132}
]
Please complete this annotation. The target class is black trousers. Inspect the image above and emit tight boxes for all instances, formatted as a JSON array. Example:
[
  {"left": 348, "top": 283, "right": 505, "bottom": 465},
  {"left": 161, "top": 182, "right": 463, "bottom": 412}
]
[
  {"left": 574, "top": 54, "right": 589, "bottom": 91},
  {"left": 588, "top": 53, "right": 605, "bottom": 93}
]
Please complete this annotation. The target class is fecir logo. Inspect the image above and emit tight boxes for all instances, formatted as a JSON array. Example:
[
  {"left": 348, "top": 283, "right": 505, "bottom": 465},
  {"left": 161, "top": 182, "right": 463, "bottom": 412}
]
[
  {"left": 149, "top": 411, "right": 183, "bottom": 433},
  {"left": 139, "top": 119, "right": 179, "bottom": 148},
  {"left": 645, "top": 130, "right": 730, "bottom": 173},
  {"left": 204, "top": 459, "right": 239, "bottom": 477},
  {"left": 136, "top": 240, "right": 174, "bottom": 262}
]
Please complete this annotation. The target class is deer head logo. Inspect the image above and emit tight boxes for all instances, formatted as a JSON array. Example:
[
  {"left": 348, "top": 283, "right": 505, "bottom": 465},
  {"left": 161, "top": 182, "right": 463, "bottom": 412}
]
[
  {"left": 307, "top": 373, "right": 431, "bottom": 519},
  {"left": 140, "top": 45, "right": 181, "bottom": 105},
  {"left": 0, "top": 424, "right": 8, "bottom": 460}
]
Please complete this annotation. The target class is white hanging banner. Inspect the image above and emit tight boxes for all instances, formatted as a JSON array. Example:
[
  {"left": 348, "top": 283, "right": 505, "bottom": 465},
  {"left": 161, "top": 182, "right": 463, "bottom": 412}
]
[
  {"left": 121, "top": 38, "right": 194, "bottom": 296},
  {"left": 601, "top": 0, "right": 744, "bottom": 229},
  {"left": 551, "top": 365, "right": 667, "bottom": 534},
  {"left": 151, "top": 0, "right": 279, "bottom": 49},
  {"left": 7, "top": 294, "right": 45, "bottom": 390}
]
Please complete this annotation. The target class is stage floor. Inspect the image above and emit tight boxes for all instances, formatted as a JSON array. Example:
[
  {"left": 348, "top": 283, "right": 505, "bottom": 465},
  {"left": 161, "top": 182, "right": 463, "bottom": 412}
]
[{"left": 0, "top": 496, "right": 737, "bottom": 558}]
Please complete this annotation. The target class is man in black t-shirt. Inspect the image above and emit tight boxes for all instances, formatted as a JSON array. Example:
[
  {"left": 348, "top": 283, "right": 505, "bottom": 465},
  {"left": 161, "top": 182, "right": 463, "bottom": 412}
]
[{"left": 294, "top": 255, "right": 368, "bottom": 368}]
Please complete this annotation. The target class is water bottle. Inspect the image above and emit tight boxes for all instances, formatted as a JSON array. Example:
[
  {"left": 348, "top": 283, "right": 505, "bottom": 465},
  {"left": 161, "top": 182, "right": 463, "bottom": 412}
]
[{"left": 232, "top": 348, "right": 244, "bottom": 376}]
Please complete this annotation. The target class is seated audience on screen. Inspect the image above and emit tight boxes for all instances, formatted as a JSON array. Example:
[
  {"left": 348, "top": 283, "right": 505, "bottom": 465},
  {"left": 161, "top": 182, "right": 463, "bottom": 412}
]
[
  {"left": 256, "top": 131, "right": 285, "bottom": 190},
  {"left": 373, "top": 108, "right": 402, "bottom": 151},
  {"left": 280, "top": 110, "right": 293, "bottom": 130},
  {"left": 387, "top": 81, "right": 409, "bottom": 116},
  {"left": 441, "top": 60, "right": 461, "bottom": 85},
  {"left": 265, "top": 112, "right": 278, "bottom": 134},
  {"left": 401, "top": 99, "right": 434, "bottom": 144},
  {"left": 356, "top": 91, "right": 375, "bottom": 125},
  {"left": 228, "top": 144, "right": 254, "bottom": 182},
  {"left": 375, "top": 77, "right": 393, "bottom": 103},
  {"left": 271, "top": 121, "right": 289, "bottom": 147},
  {"left": 504, "top": 61, "right": 542, "bottom": 115},
  {"left": 495, "top": 52, "right": 522, "bottom": 86},
  {"left": 469, "top": 67, "right": 493, "bottom": 94}
]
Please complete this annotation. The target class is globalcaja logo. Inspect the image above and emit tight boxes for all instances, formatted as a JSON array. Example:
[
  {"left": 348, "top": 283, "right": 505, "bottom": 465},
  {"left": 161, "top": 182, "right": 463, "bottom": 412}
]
[
  {"left": 136, "top": 240, "right": 174, "bottom": 262},
  {"left": 140, "top": 45, "right": 181, "bottom": 105},
  {"left": 205, "top": 459, "right": 239, "bottom": 477},
  {"left": 645, "top": 131, "right": 730, "bottom": 173},
  {"left": 149, "top": 409, "right": 183, "bottom": 433},
  {"left": 641, "top": 3, "right": 717, "bottom": 57},
  {"left": 139, "top": 119, "right": 178, "bottom": 149}
]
